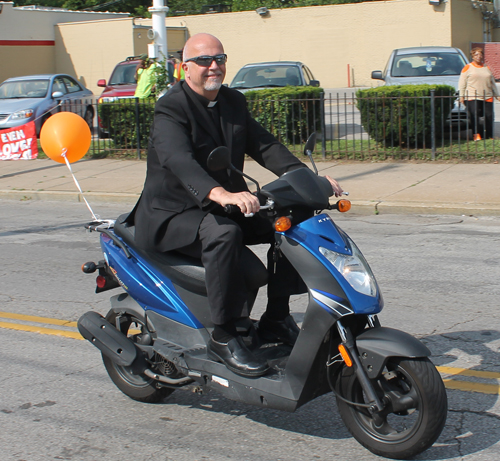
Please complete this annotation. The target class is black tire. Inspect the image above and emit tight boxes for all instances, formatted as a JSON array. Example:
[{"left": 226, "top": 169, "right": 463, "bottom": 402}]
[
  {"left": 38, "top": 114, "right": 51, "bottom": 136},
  {"left": 102, "top": 312, "right": 174, "bottom": 403},
  {"left": 97, "top": 126, "right": 110, "bottom": 139},
  {"left": 336, "top": 358, "right": 447, "bottom": 460},
  {"left": 83, "top": 107, "right": 94, "bottom": 134}
]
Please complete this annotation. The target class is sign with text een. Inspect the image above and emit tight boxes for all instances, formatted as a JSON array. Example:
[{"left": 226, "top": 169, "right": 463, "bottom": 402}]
[{"left": 0, "top": 121, "right": 38, "bottom": 160}]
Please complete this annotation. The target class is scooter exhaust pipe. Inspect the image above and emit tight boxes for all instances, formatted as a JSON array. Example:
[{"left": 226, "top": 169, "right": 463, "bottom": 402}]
[
  {"left": 78, "top": 311, "right": 137, "bottom": 367},
  {"left": 78, "top": 312, "right": 194, "bottom": 386}
]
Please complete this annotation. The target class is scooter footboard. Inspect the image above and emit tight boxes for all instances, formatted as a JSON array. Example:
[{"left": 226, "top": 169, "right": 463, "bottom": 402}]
[{"left": 355, "top": 327, "right": 431, "bottom": 379}]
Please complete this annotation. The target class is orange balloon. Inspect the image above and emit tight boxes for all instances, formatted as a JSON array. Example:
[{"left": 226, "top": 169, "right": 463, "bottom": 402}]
[{"left": 40, "top": 112, "right": 91, "bottom": 164}]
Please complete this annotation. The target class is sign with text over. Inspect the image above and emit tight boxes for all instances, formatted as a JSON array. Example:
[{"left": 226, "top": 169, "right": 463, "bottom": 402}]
[{"left": 0, "top": 121, "right": 38, "bottom": 160}]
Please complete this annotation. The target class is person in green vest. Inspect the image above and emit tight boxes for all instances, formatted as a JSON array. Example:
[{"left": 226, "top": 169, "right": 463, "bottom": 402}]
[
  {"left": 134, "top": 54, "right": 159, "bottom": 99},
  {"left": 173, "top": 49, "right": 185, "bottom": 83}
]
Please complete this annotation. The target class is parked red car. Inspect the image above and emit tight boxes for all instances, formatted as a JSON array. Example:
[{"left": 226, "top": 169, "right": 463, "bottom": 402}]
[
  {"left": 97, "top": 56, "right": 175, "bottom": 102},
  {"left": 97, "top": 56, "right": 142, "bottom": 102},
  {"left": 96, "top": 56, "right": 174, "bottom": 137}
]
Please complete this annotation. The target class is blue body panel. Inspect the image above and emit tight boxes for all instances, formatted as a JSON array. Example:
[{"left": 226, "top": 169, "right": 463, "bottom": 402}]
[
  {"left": 281, "top": 213, "right": 383, "bottom": 315},
  {"left": 100, "top": 234, "right": 204, "bottom": 329},
  {"left": 100, "top": 212, "right": 381, "bottom": 327}
]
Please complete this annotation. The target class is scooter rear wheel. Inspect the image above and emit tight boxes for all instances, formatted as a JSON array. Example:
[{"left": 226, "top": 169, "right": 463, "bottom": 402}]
[
  {"left": 336, "top": 357, "right": 447, "bottom": 460},
  {"left": 102, "top": 312, "right": 174, "bottom": 403}
]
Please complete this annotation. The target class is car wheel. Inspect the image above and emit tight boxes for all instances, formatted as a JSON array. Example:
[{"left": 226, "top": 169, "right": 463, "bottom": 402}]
[
  {"left": 84, "top": 107, "right": 94, "bottom": 134},
  {"left": 38, "top": 114, "right": 52, "bottom": 137}
]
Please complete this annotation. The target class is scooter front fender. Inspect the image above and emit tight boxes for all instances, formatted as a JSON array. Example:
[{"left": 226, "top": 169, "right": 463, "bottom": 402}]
[{"left": 355, "top": 327, "right": 431, "bottom": 379}]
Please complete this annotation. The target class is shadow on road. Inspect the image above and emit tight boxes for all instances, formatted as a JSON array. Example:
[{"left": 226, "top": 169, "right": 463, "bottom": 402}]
[{"left": 158, "top": 328, "right": 500, "bottom": 459}]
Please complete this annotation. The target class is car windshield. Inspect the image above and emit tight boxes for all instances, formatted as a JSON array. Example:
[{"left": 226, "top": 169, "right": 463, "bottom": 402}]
[
  {"left": 109, "top": 63, "right": 138, "bottom": 85},
  {"left": 230, "top": 65, "right": 302, "bottom": 89},
  {"left": 0, "top": 79, "right": 49, "bottom": 99},
  {"left": 391, "top": 52, "right": 467, "bottom": 78}
]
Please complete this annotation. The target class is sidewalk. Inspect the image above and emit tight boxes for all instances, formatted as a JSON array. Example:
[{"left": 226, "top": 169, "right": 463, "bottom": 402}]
[{"left": 1, "top": 158, "right": 499, "bottom": 216}]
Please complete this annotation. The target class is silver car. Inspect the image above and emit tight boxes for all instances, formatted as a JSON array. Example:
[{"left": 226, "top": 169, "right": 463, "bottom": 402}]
[
  {"left": 229, "top": 61, "right": 320, "bottom": 92},
  {"left": 0, "top": 74, "right": 94, "bottom": 135},
  {"left": 371, "top": 47, "right": 469, "bottom": 127}
]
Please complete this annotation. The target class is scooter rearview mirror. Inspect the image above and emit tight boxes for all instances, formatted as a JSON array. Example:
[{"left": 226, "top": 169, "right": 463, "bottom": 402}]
[
  {"left": 304, "top": 132, "right": 316, "bottom": 155},
  {"left": 207, "top": 146, "right": 231, "bottom": 172},
  {"left": 207, "top": 145, "right": 261, "bottom": 193},
  {"left": 304, "top": 132, "right": 318, "bottom": 175}
]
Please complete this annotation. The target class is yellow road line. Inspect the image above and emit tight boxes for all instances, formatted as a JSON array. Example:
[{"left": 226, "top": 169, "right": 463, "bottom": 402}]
[
  {"left": 0, "top": 321, "right": 83, "bottom": 340},
  {"left": 0, "top": 312, "right": 140, "bottom": 339},
  {"left": 443, "top": 379, "right": 500, "bottom": 395},
  {"left": 437, "top": 365, "right": 500, "bottom": 380},
  {"left": 0, "top": 311, "right": 77, "bottom": 327},
  {"left": 1, "top": 311, "right": 500, "bottom": 396}
]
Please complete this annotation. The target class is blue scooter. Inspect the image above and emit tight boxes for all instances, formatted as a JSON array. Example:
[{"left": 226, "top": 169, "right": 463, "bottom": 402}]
[{"left": 78, "top": 134, "right": 447, "bottom": 460}]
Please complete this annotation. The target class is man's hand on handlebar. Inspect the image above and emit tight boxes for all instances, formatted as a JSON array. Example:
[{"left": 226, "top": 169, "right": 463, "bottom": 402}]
[
  {"left": 325, "top": 175, "right": 344, "bottom": 197},
  {"left": 207, "top": 187, "right": 260, "bottom": 215}
]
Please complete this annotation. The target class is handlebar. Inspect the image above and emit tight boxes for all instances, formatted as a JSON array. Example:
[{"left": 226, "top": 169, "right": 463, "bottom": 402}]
[
  {"left": 224, "top": 195, "right": 351, "bottom": 217},
  {"left": 223, "top": 200, "right": 275, "bottom": 218},
  {"left": 222, "top": 204, "right": 241, "bottom": 215}
]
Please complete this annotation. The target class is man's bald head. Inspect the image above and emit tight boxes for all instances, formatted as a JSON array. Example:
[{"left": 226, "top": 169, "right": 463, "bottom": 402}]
[
  {"left": 182, "top": 33, "right": 226, "bottom": 100},
  {"left": 183, "top": 33, "right": 224, "bottom": 61}
]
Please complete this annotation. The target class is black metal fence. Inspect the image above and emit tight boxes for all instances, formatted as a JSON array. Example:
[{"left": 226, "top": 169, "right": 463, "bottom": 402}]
[
  {"left": 322, "top": 91, "right": 499, "bottom": 161},
  {"left": 57, "top": 94, "right": 500, "bottom": 161}
]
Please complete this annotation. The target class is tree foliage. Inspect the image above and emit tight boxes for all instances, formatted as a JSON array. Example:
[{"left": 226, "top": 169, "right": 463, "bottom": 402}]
[{"left": 13, "top": 0, "right": 370, "bottom": 17}]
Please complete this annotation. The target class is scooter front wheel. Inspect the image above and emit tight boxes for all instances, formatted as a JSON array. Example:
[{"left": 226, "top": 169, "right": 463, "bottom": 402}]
[
  {"left": 102, "top": 312, "right": 174, "bottom": 403},
  {"left": 336, "top": 357, "right": 447, "bottom": 460}
]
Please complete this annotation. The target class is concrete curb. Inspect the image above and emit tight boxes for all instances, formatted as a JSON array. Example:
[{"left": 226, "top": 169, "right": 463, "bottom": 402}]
[
  {"left": 373, "top": 201, "right": 500, "bottom": 216},
  {"left": 2, "top": 189, "right": 500, "bottom": 216},
  {"left": 0, "top": 190, "right": 140, "bottom": 204},
  {"left": 349, "top": 200, "right": 500, "bottom": 216}
]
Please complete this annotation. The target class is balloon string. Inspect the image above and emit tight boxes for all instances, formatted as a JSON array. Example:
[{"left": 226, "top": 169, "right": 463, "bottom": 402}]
[{"left": 62, "top": 150, "right": 99, "bottom": 222}]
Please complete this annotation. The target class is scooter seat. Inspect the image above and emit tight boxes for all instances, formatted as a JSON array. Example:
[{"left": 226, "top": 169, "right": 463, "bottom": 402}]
[{"left": 113, "top": 213, "right": 268, "bottom": 296}]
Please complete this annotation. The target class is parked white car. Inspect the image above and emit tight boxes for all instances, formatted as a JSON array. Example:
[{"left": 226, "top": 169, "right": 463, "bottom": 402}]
[
  {"left": 371, "top": 46, "right": 468, "bottom": 87},
  {"left": 229, "top": 61, "right": 320, "bottom": 92},
  {"left": 371, "top": 47, "right": 469, "bottom": 128}
]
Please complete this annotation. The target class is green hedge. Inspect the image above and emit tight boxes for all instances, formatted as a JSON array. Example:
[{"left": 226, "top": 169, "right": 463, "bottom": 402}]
[
  {"left": 97, "top": 87, "right": 323, "bottom": 149},
  {"left": 356, "top": 84, "right": 456, "bottom": 147},
  {"left": 245, "top": 86, "right": 323, "bottom": 143},
  {"left": 98, "top": 98, "right": 154, "bottom": 149}
]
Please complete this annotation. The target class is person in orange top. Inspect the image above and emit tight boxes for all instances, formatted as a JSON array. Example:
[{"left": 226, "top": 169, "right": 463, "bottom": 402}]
[{"left": 458, "top": 47, "right": 500, "bottom": 140}]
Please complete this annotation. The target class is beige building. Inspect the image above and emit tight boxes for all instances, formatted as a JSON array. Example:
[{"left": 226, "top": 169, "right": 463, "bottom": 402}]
[
  {"left": 162, "top": 0, "right": 500, "bottom": 89},
  {"left": 0, "top": 2, "right": 129, "bottom": 86},
  {"left": 1, "top": 0, "right": 500, "bottom": 94},
  {"left": 55, "top": 18, "right": 187, "bottom": 95}
]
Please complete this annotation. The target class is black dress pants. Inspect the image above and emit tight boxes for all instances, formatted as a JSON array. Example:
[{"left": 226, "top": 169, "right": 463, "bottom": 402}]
[
  {"left": 466, "top": 100, "right": 494, "bottom": 139},
  {"left": 176, "top": 212, "right": 306, "bottom": 325}
]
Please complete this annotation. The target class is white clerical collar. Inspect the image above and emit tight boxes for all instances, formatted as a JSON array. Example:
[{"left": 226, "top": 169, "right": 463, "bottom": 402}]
[{"left": 207, "top": 101, "right": 217, "bottom": 108}]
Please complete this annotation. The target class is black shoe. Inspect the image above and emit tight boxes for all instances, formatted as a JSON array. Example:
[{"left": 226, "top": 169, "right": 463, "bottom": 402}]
[
  {"left": 257, "top": 313, "right": 300, "bottom": 346},
  {"left": 207, "top": 336, "right": 269, "bottom": 377}
]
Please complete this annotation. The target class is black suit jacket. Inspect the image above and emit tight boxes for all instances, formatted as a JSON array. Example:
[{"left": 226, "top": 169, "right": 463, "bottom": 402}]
[{"left": 132, "top": 82, "right": 305, "bottom": 252}]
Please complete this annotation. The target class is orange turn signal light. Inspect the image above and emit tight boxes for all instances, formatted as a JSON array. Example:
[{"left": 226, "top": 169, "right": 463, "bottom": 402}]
[
  {"left": 337, "top": 199, "right": 351, "bottom": 213},
  {"left": 338, "top": 344, "right": 353, "bottom": 367},
  {"left": 274, "top": 216, "right": 292, "bottom": 232}
]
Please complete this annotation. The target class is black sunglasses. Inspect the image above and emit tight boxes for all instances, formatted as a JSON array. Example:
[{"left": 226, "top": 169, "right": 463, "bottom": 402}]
[{"left": 185, "top": 54, "right": 227, "bottom": 67}]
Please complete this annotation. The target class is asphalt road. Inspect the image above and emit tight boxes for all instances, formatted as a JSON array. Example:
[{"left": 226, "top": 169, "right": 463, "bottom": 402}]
[{"left": 1, "top": 200, "right": 500, "bottom": 461}]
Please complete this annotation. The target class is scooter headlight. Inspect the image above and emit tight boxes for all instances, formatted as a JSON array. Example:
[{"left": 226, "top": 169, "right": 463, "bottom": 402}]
[{"left": 319, "top": 242, "right": 377, "bottom": 297}]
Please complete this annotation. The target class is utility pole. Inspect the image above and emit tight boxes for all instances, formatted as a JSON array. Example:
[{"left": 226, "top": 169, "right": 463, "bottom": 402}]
[{"left": 148, "top": 0, "right": 169, "bottom": 60}]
